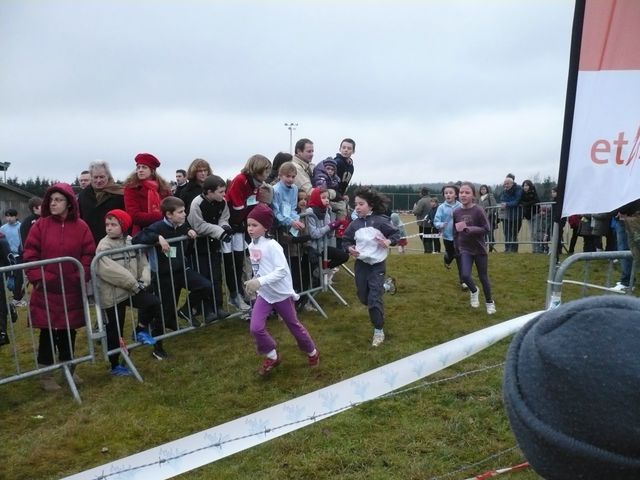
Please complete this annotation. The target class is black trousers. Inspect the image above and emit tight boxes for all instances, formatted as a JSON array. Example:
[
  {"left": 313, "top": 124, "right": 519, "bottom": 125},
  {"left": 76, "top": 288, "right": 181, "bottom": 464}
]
[
  {"left": 155, "top": 269, "right": 213, "bottom": 330},
  {"left": 38, "top": 328, "right": 77, "bottom": 366},
  {"left": 194, "top": 252, "right": 224, "bottom": 308}
]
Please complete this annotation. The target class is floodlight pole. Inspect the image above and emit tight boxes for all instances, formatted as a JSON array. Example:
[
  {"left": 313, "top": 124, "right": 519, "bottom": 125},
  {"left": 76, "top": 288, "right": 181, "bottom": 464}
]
[{"left": 284, "top": 122, "right": 298, "bottom": 154}]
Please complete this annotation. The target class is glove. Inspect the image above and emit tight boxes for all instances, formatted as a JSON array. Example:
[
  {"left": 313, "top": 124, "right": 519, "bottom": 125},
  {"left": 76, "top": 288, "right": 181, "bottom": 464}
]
[
  {"left": 244, "top": 278, "right": 261, "bottom": 296},
  {"left": 220, "top": 224, "right": 234, "bottom": 242},
  {"left": 328, "top": 221, "right": 340, "bottom": 230}
]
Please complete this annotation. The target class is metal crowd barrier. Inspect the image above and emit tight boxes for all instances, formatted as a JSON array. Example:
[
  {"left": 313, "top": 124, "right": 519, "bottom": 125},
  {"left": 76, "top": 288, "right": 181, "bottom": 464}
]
[
  {"left": 483, "top": 202, "right": 557, "bottom": 253},
  {"left": 546, "top": 250, "right": 635, "bottom": 309},
  {"left": 1, "top": 226, "right": 348, "bottom": 400},
  {"left": 90, "top": 231, "right": 336, "bottom": 380},
  {"left": 402, "top": 201, "right": 560, "bottom": 254},
  {"left": 0, "top": 257, "right": 94, "bottom": 404}
]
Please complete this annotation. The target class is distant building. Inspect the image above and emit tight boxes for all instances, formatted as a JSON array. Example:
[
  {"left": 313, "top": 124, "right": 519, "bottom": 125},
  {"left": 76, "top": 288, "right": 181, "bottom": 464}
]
[{"left": 0, "top": 182, "right": 34, "bottom": 221}]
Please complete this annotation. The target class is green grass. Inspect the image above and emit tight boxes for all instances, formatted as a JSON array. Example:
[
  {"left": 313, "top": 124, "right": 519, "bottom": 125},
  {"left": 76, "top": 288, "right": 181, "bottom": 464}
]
[{"left": 2, "top": 226, "right": 625, "bottom": 479}]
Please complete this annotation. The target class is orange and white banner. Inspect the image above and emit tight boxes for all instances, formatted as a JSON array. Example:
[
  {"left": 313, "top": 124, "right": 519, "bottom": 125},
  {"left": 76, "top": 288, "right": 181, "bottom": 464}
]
[{"left": 562, "top": 0, "right": 640, "bottom": 217}]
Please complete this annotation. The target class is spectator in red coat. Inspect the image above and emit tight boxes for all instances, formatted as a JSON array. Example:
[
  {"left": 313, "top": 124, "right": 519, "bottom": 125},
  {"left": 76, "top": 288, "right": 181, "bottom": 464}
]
[
  {"left": 22, "top": 183, "right": 95, "bottom": 391},
  {"left": 224, "top": 154, "right": 272, "bottom": 310},
  {"left": 123, "top": 153, "right": 171, "bottom": 235}
]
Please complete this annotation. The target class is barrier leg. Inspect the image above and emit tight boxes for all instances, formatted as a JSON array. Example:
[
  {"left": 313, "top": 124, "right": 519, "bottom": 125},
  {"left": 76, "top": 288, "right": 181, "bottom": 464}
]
[
  {"left": 326, "top": 284, "right": 348, "bottom": 306},
  {"left": 120, "top": 352, "right": 144, "bottom": 383},
  {"left": 61, "top": 363, "right": 82, "bottom": 404}
]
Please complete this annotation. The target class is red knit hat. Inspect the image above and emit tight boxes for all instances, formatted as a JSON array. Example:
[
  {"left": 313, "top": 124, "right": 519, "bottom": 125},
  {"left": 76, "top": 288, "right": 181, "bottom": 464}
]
[
  {"left": 106, "top": 209, "right": 132, "bottom": 233},
  {"left": 307, "top": 187, "right": 326, "bottom": 208},
  {"left": 247, "top": 203, "right": 274, "bottom": 231},
  {"left": 134, "top": 153, "right": 161, "bottom": 170}
]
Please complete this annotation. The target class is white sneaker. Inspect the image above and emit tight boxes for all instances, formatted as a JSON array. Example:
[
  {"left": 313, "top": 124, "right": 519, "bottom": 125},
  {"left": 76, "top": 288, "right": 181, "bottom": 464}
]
[
  {"left": 470, "top": 290, "right": 480, "bottom": 308},
  {"left": 303, "top": 303, "right": 318, "bottom": 312},
  {"left": 460, "top": 283, "right": 469, "bottom": 291},
  {"left": 11, "top": 299, "right": 27, "bottom": 307},
  {"left": 610, "top": 282, "right": 628, "bottom": 293},
  {"left": 372, "top": 330, "right": 385, "bottom": 347},
  {"left": 486, "top": 301, "right": 497, "bottom": 314},
  {"left": 383, "top": 277, "right": 397, "bottom": 295},
  {"left": 230, "top": 294, "right": 251, "bottom": 311},
  {"left": 324, "top": 270, "right": 335, "bottom": 285}
]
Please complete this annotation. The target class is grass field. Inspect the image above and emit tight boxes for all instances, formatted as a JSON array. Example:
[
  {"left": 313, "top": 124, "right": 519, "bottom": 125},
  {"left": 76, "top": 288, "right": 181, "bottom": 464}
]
[{"left": 0, "top": 220, "right": 625, "bottom": 480}]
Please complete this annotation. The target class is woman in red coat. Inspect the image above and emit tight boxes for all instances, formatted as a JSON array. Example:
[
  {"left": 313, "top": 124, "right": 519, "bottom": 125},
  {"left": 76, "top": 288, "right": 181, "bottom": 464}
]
[
  {"left": 123, "top": 153, "right": 171, "bottom": 235},
  {"left": 22, "top": 183, "right": 95, "bottom": 390}
]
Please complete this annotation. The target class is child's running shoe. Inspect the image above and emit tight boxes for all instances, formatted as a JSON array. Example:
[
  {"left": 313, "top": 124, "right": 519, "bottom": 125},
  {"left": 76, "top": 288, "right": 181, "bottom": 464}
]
[
  {"left": 372, "top": 330, "right": 385, "bottom": 347},
  {"left": 303, "top": 302, "right": 318, "bottom": 312},
  {"left": 230, "top": 294, "right": 251, "bottom": 311},
  {"left": 9, "top": 303, "right": 17, "bottom": 323},
  {"left": 152, "top": 344, "right": 168, "bottom": 360},
  {"left": 111, "top": 365, "right": 134, "bottom": 377},
  {"left": 258, "top": 355, "right": 281, "bottom": 376},
  {"left": 134, "top": 330, "right": 157, "bottom": 345},
  {"left": 0, "top": 331, "right": 9, "bottom": 346},
  {"left": 486, "top": 302, "right": 497, "bottom": 315},
  {"left": 470, "top": 289, "right": 480, "bottom": 308},
  {"left": 383, "top": 276, "right": 397, "bottom": 295},
  {"left": 308, "top": 351, "right": 320, "bottom": 367}
]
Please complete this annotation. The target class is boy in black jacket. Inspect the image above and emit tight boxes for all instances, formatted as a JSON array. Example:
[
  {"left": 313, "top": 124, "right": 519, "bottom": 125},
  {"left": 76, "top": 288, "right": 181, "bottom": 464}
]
[
  {"left": 187, "top": 174, "right": 233, "bottom": 320},
  {"left": 133, "top": 196, "right": 216, "bottom": 360}
]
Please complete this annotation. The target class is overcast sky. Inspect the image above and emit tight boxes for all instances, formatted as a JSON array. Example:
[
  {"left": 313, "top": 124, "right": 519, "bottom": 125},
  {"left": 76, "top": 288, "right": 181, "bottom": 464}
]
[{"left": 0, "top": 1, "right": 575, "bottom": 186}]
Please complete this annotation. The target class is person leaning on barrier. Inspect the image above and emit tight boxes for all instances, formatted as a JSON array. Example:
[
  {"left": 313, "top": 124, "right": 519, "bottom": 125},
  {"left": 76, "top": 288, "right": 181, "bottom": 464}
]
[
  {"left": 503, "top": 295, "right": 640, "bottom": 479},
  {"left": 477, "top": 185, "right": 498, "bottom": 253},
  {"left": 225, "top": 154, "right": 273, "bottom": 311},
  {"left": 305, "top": 187, "right": 349, "bottom": 283},
  {"left": 22, "top": 183, "right": 96, "bottom": 391},
  {"left": 1, "top": 208, "right": 25, "bottom": 306},
  {"left": 424, "top": 197, "right": 441, "bottom": 253},
  {"left": 619, "top": 197, "right": 640, "bottom": 283},
  {"left": 132, "top": 196, "right": 217, "bottom": 360},
  {"left": 95, "top": 209, "right": 163, "bottom": 377},
  {"left": 499, "top": 177, "right": 523, "bottom": 253},
  {"left": 412, "top": 187, "right": 432, "bottom": 253},
  {"left": 272, "top": 161, "right": 306, "bottom": 236},
  {"left": 187, "top": 174, "right": 233, "bottom": 321}
]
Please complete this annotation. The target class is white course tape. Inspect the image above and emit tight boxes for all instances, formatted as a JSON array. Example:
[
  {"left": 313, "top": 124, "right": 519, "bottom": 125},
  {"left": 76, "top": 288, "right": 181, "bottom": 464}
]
[{"left": 63, "top": 311, "right": 542, "bottom": 480}]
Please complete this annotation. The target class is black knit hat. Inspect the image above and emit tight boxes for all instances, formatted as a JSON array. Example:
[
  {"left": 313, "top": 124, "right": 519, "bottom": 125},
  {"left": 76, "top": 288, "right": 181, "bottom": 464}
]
[{"left": 503, "top": 295, "right": 640, "bottom": 479}]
